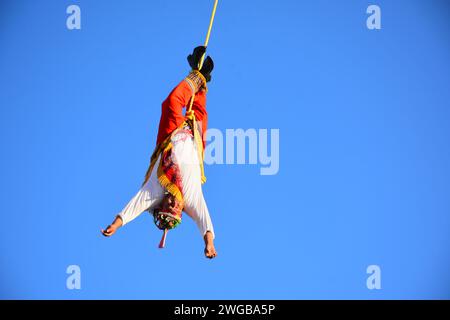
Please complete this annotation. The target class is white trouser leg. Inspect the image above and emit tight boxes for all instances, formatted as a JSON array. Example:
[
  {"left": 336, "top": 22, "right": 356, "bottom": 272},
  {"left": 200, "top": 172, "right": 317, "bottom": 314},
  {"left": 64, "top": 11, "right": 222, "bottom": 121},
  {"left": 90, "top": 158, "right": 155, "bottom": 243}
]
[
  {"left": 172, "top": 131, "right": 215, "bottom": 239},
  {"left": 118, "top": 157, "right": 165, "bottom": 226}
]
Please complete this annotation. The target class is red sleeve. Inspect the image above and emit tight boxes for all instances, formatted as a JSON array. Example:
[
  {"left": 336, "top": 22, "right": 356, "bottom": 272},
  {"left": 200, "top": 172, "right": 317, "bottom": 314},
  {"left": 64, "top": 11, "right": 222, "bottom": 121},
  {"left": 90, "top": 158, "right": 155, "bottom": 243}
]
[{"left": 156, "top": 81, "right": 195, "bottom": 145}]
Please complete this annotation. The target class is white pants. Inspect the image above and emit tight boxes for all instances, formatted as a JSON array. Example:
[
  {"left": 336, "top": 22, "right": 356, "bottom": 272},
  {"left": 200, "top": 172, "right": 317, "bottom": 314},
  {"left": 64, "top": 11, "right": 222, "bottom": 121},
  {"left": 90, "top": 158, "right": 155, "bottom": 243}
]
[{"left": 118, "top": 130, "right": 215, "bottom": 238}]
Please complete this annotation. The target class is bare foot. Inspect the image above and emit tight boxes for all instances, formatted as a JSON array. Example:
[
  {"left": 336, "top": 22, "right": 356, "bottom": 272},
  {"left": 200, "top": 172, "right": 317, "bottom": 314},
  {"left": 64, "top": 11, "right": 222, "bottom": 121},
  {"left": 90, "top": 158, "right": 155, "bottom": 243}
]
[
  {"left": 101, "top": 216, "right": 123, "bottom": 237},
  {"left": 203, "top": 231, "right": 217, "bottom": 259}
]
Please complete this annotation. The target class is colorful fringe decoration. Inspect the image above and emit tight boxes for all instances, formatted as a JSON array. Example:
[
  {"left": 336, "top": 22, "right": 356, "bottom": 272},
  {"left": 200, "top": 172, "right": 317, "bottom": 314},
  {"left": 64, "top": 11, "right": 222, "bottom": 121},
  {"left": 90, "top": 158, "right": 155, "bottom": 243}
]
[{"left": 142, "top": 117, "right": 206, "bottom": 194}]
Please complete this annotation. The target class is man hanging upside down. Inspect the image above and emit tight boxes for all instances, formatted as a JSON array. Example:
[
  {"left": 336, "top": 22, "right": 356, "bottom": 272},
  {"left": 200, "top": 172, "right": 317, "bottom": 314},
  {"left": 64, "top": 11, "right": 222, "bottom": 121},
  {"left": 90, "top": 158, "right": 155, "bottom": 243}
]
[{"left": 101, "top": 46, "right": 217, "bottom": 259}]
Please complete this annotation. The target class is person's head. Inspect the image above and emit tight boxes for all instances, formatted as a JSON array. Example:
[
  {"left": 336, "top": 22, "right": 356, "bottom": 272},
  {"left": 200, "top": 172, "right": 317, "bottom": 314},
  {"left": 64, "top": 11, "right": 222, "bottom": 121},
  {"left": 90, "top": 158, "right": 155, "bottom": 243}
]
[{"left": 151, "top": 192, "right": 183, "bottom": 230}]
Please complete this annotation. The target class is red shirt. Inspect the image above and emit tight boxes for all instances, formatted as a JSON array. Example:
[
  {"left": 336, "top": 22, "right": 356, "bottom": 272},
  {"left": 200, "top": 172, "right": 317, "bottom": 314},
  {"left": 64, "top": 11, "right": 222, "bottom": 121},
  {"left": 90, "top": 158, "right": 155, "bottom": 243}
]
[{"left": 156, "top": 80, "right": 208, "bottom": 148}]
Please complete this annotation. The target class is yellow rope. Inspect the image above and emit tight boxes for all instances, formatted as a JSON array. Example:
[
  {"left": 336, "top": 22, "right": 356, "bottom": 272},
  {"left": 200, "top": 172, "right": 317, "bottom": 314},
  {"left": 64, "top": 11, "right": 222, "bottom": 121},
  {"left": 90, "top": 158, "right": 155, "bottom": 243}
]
[
  {"left": 199, "top": 0, "right": 219, "bottom": 70},
  {"left": 187, "top": 0, "right": 219, "bottom": 114}
]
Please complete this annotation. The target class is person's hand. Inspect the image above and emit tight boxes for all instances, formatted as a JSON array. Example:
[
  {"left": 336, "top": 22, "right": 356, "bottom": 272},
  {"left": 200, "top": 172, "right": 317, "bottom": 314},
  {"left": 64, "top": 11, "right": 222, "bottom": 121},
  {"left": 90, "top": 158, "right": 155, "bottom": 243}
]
[
  {"left": 101, "top": 225, "right": 117, "bottom": 237},
  {"left": 101, "top": 216, "right": 123, "bottom": 237}
]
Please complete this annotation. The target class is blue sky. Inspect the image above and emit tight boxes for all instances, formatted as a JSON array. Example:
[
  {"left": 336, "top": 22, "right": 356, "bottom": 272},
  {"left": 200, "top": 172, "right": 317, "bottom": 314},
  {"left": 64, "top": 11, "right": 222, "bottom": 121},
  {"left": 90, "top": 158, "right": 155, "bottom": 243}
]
[{"left": 0, "top": 0, "right": 449, "bottom": 299}]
